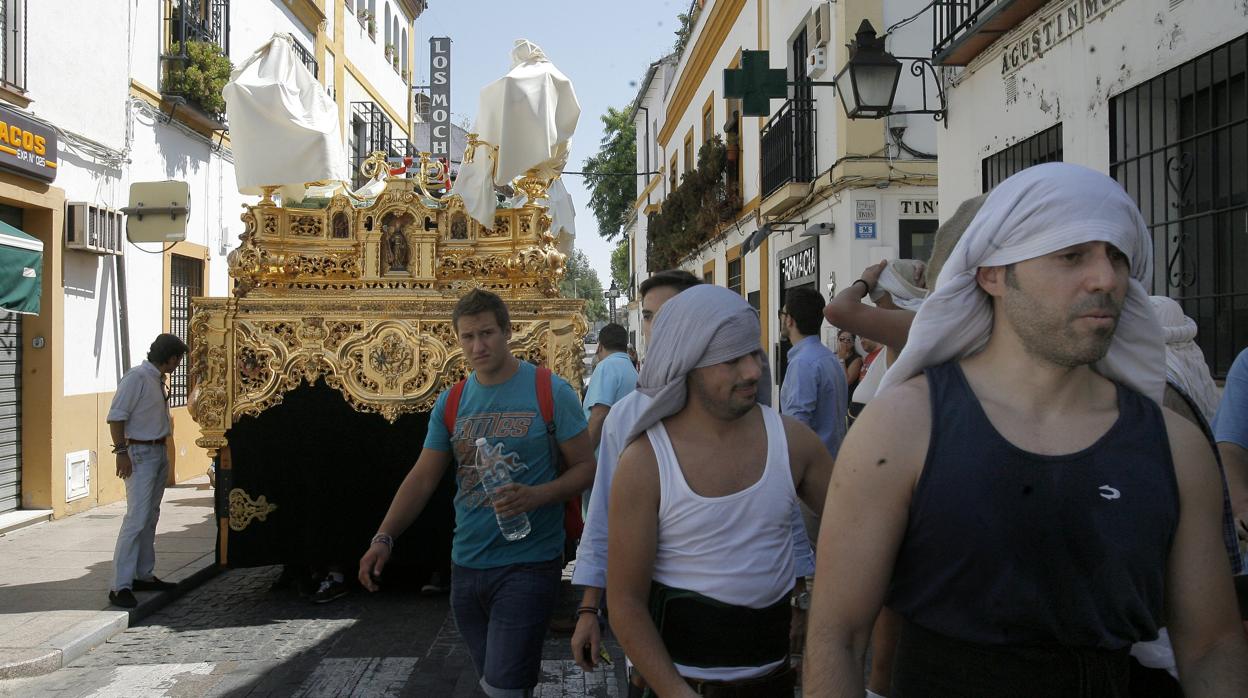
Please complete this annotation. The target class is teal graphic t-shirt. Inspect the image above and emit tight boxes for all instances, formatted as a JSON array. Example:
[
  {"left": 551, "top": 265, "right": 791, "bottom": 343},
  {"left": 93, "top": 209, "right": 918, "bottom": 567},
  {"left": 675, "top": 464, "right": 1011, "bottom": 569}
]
[{"left": 426, "top": 361, "right": 588, "bottom": 569}]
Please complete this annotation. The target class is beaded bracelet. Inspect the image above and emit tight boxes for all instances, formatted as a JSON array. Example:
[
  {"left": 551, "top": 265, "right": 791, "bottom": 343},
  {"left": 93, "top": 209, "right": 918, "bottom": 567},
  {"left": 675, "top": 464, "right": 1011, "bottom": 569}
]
[
  {"left": 576, "top": 606, "right": 600, "bottom": 616},
  {"left": 371, "top": 532, "right": 395, "bottom": 550}
]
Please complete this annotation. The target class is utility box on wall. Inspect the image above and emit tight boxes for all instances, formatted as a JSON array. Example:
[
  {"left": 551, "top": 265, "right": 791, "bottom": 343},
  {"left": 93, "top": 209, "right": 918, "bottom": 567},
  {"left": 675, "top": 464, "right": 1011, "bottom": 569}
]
[{"left": 65, "top": 449, "right": 92, "bottom": 502}]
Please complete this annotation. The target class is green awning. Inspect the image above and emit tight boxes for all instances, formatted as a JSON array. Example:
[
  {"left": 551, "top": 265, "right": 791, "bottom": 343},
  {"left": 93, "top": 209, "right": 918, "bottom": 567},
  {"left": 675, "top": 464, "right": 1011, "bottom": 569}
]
[{"left": 0, "top": 220, "right": 42, "bottom": 315}]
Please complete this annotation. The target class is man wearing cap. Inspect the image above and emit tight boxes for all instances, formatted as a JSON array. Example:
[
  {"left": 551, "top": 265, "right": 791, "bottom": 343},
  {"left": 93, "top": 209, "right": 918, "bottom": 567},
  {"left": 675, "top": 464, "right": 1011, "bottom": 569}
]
[
  {"left": 607, "top": 284, "right": 833, "bottom": 697},
  {"left": 805, "top": 163, "right": 1248, "bottom": 696}
]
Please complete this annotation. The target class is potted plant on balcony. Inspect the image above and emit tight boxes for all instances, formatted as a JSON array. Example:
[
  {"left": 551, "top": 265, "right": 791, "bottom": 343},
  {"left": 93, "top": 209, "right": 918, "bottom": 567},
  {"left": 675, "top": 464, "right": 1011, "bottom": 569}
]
[
  {"left": 164, "top": 40, "right": 233, "bottom": 119},
  {"left": 368, "top": 15, "right": 377, "bottom": 37},
  {"left": 385, "top": 43, "right": 396, "bottom": 59}
]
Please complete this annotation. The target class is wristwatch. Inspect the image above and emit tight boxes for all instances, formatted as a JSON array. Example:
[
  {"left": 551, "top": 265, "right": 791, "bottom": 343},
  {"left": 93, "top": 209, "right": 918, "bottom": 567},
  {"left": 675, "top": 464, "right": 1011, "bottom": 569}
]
[{"left": 791, "top": 590, "right": 811, "bottom": 611}]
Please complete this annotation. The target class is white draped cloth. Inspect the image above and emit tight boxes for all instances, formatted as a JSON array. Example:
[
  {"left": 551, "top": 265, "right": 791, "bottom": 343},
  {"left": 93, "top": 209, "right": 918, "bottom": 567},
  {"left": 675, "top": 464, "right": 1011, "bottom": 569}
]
[
  {"left": 1150, "top": 295, "right": 1220, "bottom": 420},
  {"left": 224, "top": 34, "right": 348, "bottom": 202},
  {"left": 870, "top": 259, "right": 927, "bottom": 311},
  {"left": 451, "top": 40, "right": 581, "bottom": 229},
  {"left": 878, "top": 163, "right": 1166, "bottom": 404}
]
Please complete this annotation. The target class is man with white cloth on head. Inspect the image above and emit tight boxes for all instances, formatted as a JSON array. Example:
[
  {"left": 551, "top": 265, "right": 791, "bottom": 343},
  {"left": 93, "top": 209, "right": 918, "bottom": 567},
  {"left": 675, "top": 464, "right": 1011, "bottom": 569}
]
[
  {"left": 804, "top": 163, "right": 1248, "bottom": 697},
  {"left": 607, "top": 285, "right": 833, "bottom": 698}
]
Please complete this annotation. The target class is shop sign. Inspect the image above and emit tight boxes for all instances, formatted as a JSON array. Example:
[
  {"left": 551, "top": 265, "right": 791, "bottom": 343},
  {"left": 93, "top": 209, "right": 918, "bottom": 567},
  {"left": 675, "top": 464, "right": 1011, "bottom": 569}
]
[
  {"left": 429, "top": 37, "right": 451, "bottom": 157},
  {"left": 0, "top": 106, "right": 57, "bottom": 182},
  {"left": 899, "top": 200, "right": 937, "bottom": 218},
  {"left": 778, "top": 238, "right": 817, "bottom": 287},
  {"left": 855, "top": 223, "right": 877, "bottom": 240},
  {"left": 1000, "top": 0, "right": 1126, "bottom": 78}
]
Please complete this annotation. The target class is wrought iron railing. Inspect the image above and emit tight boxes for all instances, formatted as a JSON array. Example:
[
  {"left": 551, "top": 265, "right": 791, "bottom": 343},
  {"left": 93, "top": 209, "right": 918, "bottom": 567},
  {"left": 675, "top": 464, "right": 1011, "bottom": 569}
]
[
  {"left": 760, "top": 98, "right": 816, "bottom": 199},
  {"left": 350, "top": 101, "right": 396, "bottom": 188},
  {"left": 933, "top": 0, "right": 997, "bottom": 61},
  {"left": 290, "top": 38, "right": 318, "bottom": 79},
  {"left": 159, "top": 0, "right": 231, "bottom": 120},
  {"left": 0, "top": 0, "right": 26, "bottom": 93}
]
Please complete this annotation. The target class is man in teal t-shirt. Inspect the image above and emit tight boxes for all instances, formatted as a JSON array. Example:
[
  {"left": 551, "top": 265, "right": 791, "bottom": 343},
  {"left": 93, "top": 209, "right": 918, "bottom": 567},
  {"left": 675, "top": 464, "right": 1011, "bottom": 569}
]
[
  {"left": 360, "top": 290, "right": 594, "bottom": 698},
  {"left": 582, "top": 322, "right": 639, "bottom": 453}
]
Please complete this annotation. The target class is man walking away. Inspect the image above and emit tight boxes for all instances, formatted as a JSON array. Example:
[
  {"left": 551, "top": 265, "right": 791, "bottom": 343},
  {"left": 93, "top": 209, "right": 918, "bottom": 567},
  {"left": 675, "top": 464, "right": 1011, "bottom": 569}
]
[
  {"left": 583, "top": 323, "right": 638, "bottom": 454},
  {"left": 779, "top": 286, "right": 848, "bottom": 458},
  {"left": 608, "top": 285, "right": 833, "bottom": 698},
  {"left": 805, "top": 163, "right": 1248, "bottom": 697},
  {"left": 107, "top": 333, "right": 188, "bottom": 609},
  {"left": 359, "top": 289, "right": 595, "bottom": 698}
]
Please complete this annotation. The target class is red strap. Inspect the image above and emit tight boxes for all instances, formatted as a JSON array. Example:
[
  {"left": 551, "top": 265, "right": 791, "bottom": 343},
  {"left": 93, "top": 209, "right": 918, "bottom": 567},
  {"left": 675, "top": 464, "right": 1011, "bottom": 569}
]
[
  {"left": 443, "top": 379, "right": 466, "bottom": 435},
  {"left": 536, "top": 366, "right": 554, "bottom": 424}
]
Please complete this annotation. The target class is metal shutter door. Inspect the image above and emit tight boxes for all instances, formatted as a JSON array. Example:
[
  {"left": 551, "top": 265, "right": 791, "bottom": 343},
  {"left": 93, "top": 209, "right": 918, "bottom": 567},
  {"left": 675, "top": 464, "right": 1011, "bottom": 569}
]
[{"left": 0, "top": 310, "right": 21, "bottom": 513}]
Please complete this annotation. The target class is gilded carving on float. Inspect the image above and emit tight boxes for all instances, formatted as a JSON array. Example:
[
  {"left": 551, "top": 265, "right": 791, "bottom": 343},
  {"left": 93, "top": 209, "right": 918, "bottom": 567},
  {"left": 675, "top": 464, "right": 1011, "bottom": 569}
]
[
  {"left": 190, "top": 153, "right": 587, "bottom": 457},
  {"left": 228, "top": 489, "right": 279, "bottom": 532}
]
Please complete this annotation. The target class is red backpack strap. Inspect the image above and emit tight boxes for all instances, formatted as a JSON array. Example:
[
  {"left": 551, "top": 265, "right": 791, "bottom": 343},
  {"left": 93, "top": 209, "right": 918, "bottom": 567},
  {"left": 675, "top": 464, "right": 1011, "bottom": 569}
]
[
  {"left": 443, "top": 378, "right": 467, "bottom": 436},
  {"left": 535, "top": 366, "right": 555, "bottom": 425}
]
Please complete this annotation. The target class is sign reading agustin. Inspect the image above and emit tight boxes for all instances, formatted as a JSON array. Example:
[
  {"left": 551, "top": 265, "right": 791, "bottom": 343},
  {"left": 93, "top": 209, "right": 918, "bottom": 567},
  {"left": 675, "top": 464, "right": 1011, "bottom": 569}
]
[
  {"left": 429, "top": 37, "right": 451, "bottom": 158},
  {"left": 1000, "top": 0, "right": 1126, "bottom": 77},
  {"left": 0, "top": 107, "right": 57, "bottom": 182}
]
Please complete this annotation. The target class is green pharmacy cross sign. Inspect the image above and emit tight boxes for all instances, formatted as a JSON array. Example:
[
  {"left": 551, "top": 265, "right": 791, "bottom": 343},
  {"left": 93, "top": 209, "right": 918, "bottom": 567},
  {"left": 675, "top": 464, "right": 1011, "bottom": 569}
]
[{"left": 723, "top": 50, "right": 835, "bottom": 117}]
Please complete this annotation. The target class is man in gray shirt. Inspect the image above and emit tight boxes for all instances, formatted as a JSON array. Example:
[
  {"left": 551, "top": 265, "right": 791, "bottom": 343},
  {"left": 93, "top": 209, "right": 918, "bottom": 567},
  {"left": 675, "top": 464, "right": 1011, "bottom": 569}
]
[{"left": 106, "top": 333, "right": 188, "bottom": 609}]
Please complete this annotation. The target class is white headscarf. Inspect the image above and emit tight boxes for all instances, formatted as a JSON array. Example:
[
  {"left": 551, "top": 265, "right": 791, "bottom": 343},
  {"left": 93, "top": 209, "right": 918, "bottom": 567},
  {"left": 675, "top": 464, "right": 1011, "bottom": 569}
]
[
  {"left": 627, "top": 285, "right": 763, "bottom": 443},
  {"left": 870, "top": 259, "right": 927, "bottom": 311},
  {"left": 1149, "top": 296, "right": 1220, "bottom": 420},
  {"left": 878, "top": 163, "right": 1165, "bottom": 403}
]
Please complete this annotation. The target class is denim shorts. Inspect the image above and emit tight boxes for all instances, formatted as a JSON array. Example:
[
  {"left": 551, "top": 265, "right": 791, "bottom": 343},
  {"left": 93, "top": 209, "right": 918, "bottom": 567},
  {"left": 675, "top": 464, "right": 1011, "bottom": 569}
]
[{"left": 450, "top": 558, "right": 562, "bottom": 697}]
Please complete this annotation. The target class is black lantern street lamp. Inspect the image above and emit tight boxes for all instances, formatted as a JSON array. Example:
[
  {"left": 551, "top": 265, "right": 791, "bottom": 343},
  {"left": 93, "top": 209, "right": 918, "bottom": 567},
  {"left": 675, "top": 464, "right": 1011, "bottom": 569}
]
[
  {"left": 834, "top": 20, "right": 903, "bottom": 120},
  {"left": 605, "top": 280, "right": 621, "bottom": 325}
]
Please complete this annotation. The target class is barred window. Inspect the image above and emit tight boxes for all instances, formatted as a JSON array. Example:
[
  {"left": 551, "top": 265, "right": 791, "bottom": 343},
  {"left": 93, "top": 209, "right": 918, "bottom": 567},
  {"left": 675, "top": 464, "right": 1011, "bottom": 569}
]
[
  {"left": 981, "top": 123, "right": 1063, "bottom": 192},
  {"left": 0, "top": 0, "right": 26, "bottom": 93},
  {"left": 169, "top": 255, "right": 203, "bottom": 407},
  {"left": 727, "top": 257, "right": 742, "bottom": 296}
]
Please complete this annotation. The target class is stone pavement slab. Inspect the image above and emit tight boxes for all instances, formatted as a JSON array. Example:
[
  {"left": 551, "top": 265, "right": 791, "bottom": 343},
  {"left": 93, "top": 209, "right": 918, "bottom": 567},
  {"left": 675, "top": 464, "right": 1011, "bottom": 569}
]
[{"left": 0, "top": 477, "right": 219, "bottom": 679}]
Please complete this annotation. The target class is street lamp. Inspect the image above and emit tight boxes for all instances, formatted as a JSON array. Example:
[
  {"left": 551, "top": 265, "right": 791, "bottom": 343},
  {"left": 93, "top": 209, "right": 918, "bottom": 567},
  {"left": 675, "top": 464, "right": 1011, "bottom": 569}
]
[
  {"left": 834, "top": 20, "right": 902, "bottom": 120},
  {"left": 605, "top": 280, "right": 621, "bottom": 325}
]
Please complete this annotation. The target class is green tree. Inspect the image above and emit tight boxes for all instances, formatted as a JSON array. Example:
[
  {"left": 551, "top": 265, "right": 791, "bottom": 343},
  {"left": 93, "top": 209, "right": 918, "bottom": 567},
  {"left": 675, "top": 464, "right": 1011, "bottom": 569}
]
[
  {"left": 560, "top": 249, "right": 608, "bottom": 322},
  {"left": 610, "top": 239, "right": 630, "bottom": 290},
  {"left": 582, "top": 106, "right": 636, "bottom": 241}
]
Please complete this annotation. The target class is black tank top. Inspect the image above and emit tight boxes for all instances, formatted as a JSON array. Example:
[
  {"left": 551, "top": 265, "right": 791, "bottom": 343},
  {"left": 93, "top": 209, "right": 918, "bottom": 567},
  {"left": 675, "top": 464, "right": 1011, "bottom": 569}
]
[{"left": 886, "top": 361, "right": 1179, "bottom": 651}]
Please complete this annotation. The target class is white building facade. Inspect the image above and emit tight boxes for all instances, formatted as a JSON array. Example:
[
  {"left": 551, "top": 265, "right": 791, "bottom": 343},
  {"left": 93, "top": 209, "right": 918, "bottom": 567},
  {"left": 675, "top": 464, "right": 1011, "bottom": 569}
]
[
  {"left": 0, "top": 0, "right": 424, "bottom": 519},
  {"left": 626, "top": 0, "right": 938, "bottom": 399},
  {"left": 934, "top": 0, "right": 1247, "bottom": 377}
]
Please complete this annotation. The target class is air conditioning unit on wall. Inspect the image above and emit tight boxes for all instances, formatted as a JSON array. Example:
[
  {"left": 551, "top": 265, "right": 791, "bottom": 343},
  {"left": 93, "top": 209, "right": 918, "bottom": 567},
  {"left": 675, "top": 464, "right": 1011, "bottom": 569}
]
[
  {"left": 807, "top": 2, "right": 831, "bottom": 49},
  {"left": 66, "top": 202, "right": 124, "bottom": 255}
]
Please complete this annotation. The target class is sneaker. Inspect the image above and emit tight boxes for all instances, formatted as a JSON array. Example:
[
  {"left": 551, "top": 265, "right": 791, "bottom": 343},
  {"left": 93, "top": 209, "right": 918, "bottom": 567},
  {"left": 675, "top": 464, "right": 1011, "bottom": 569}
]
[
  {"left": 132, "top": 576, "right": 177, "bottom": 592},
  {"left": 108, "top": 589, "right": 138, "bottom": 609},
  {"left": 420, "top": 570, "right": 449, "bottom": 596},
  {"left": 312, "top": 576, "right": 348, "bottom": 604}
]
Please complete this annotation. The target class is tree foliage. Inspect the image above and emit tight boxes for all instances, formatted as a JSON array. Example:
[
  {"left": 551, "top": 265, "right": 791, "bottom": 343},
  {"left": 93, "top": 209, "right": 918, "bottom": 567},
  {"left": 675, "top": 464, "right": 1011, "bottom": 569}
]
[
  {"left": 582, "top": 107, "right": 637, "bottom": 242},
  {"left": 560, "top": 249, "right": 608, "bottom": 323},
  {"left": 610, "top": 239, "right": 630, "bottom": 291},
  {"left": 647, "top": 136, "right": 741, "bottom": 271}
]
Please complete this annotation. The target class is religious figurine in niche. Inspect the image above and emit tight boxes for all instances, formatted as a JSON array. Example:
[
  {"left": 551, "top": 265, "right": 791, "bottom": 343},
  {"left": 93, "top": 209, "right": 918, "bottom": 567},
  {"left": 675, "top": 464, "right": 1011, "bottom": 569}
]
[
  {"left": 332, "top": 212, "right": 350, "bottom": 239},
  {"left": 450, "top": 213, "right": 468, "bottom": 240},
  {"left": 384, "top": 224, "right": 409, "bottom": 273}
]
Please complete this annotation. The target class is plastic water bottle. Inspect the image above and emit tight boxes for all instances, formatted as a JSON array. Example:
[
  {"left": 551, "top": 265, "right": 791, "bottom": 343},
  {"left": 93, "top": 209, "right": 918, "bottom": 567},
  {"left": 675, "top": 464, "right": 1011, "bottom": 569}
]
[{"left": 475, "top": 437, "right": 531, "bottom": 541}]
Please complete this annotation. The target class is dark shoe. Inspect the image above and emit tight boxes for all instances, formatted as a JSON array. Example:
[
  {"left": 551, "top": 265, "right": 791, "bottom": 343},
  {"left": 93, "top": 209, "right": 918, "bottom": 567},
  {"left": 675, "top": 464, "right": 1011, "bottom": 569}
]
[
  {"left": 420, "top": 570, "right": 450, "bottom": 596},
  {"left": 132, "top": 577, "right": 177, "bottom": 592},
  {"left": 109, "top": 589, "right": 138, "bottom": 608},
  {"left": 312, "top": 577, "right": 348, "bottom": 604}
]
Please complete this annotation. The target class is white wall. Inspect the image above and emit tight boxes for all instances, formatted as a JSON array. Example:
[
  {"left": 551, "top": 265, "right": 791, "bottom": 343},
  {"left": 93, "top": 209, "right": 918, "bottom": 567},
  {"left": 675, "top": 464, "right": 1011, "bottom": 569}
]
[
  {"left": 231, "top": 0, "right": 313, "bottom": 64},
  {"left": 937, "top": 0, "right": 1248, "bottom": 214},
  {"left": 343, "top": 1, "right": 411, "bottom": 129}
]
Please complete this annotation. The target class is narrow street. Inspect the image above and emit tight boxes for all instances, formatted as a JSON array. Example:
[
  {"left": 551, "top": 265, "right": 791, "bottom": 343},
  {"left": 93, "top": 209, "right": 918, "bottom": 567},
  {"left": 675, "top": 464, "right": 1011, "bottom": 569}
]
[{"left": 0, "top": 567, "right": 624, "bottom": 697}]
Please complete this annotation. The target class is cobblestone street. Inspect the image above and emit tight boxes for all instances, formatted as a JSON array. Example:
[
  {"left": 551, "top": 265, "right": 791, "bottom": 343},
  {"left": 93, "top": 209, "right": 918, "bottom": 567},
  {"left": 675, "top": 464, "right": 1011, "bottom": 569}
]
[{"left": 0, "top": 566, "right": 625, "bottom": 697}]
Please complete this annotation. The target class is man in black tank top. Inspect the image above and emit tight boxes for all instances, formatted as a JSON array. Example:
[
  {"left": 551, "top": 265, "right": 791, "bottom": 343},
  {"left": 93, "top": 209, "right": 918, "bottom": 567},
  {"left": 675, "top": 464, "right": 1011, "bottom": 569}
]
[{"left": 803, "top": 164, "right": 1248, "bottom": 697}]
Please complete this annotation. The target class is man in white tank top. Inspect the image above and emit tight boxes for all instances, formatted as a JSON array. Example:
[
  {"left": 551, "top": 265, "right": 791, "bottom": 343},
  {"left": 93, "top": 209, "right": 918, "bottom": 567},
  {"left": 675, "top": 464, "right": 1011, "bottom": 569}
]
[{"left": 607, "top": 285, "right": 834, "bottom": 698}]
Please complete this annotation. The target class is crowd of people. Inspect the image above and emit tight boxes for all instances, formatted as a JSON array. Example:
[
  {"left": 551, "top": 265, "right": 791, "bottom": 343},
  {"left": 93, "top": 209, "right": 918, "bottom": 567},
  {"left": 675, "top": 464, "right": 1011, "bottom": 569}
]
[{"left": 348, "top": 163, "right": 1248, "bottom": 697}]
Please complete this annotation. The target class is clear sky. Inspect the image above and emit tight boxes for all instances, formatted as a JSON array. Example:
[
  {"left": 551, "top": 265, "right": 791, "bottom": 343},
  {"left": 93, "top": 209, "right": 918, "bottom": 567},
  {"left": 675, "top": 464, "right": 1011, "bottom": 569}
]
[{"left": 412, "top": 0, "right": 691, "bottom": 285}]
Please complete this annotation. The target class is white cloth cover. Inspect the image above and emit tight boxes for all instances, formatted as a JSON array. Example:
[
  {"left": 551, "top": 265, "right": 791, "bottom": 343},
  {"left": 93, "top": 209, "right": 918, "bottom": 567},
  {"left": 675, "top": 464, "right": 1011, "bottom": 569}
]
[
  {"left": 450, "top": 39, "right": 581, "bottom": 228},
  {"left": 546, "top": 178, "right": 576, "bottom": 255},
  {"left": 1150, "top": 296, "right": 1220, "bottom": 421},
  {"left": 224, "top": 34, "right": 348, "bottom": 202},
  {"left": 870, "top": 259, "right": 927, "bottom": 311},
  {"left": 878, "top": 163, "right": 1165, "bottom": 404}
]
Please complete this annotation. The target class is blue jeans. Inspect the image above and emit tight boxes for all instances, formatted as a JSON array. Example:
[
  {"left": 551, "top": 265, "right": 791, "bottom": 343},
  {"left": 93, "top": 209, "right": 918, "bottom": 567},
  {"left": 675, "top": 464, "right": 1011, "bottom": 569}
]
[
  {"left": 111, "top": 443, "right": 169, "bottom": 591},
  {"left": 450, "top": 558, "right": 561, "bottom": 697}
]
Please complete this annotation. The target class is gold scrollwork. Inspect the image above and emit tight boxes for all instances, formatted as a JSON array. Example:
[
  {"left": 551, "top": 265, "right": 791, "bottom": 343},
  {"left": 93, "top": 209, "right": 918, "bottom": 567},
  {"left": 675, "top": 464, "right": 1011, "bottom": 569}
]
[
  {"left": 228, "top": 489, "right": 278, "bottom": 531},
  {"left": 368, "top": 331, "right": 415, "bottom": 390}
]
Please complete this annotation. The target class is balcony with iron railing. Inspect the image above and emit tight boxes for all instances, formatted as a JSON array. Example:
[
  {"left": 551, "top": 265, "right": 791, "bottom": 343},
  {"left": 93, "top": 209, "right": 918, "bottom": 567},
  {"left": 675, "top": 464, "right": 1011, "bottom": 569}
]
[
  {"left": 290, "top": 38, "right": 318, "bottom": 79},
  {"left": 159, "top": 0, "right": 231, "bottom": 126},
  {"left": 760, "top": 98, "right": 816, "bottom": 215},
  {"left": 932, "top": 0, "right": 1048, "bottom": 66}
]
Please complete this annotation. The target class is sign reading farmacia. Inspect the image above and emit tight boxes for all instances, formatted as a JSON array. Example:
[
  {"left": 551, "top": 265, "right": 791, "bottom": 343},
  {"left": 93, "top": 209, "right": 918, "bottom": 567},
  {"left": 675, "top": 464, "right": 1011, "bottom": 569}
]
[{"left": 1000, "top": 0, "right": 1126, "bottom": 77}]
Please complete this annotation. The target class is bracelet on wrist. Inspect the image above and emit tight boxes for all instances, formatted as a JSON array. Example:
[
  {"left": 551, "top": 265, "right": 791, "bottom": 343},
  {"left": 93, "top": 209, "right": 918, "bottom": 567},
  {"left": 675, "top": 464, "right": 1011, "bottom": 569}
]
[
  {"left": 112, "top": 444, "right": 129, "bottom": 454},
  {"left": 852, "top": 278, "right": 871, "bottom": 295},
  {"left": 371, "top": 532, "right": 394, "bottom": 550},
  {"left": 576, "top": 606, "right": 600, "bottom": 616}
]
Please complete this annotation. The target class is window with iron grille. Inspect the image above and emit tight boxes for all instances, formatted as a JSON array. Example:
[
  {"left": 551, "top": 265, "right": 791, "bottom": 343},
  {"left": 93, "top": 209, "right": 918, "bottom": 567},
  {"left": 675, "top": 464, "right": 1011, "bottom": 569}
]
[
  {"left": 727, "top": 257, "right": 743, "bottom": 296},
  {"left": 1111, "top": 33, "right": 1247, "bottom": 377},
  {"left": 760, "top": 26, "right": 816, "bottom": 199},
  {"left": 169, "top": 255, "right": 203, "bottom": 407},
  {"left": 981, "top": 123, "right": 1063, "bottom": 192},
  {"left": 0, "top": 0, "right": 26, "bottom": 93},
  {"left": 350, "top": 101, "right": 394, "bottom": 188}
]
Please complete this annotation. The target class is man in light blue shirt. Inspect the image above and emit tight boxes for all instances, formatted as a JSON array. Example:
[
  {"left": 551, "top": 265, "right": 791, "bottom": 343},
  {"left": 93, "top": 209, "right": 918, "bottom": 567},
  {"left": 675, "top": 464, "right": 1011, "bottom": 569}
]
[
  {"left": 582, "top": 323, "right": 637, "bottom": 453},
  {"left": 780, "top": 286, "right": 848, "bottom": 459},
  {"left": 1214, "top": 347, "right": 1248, "bottom": 551}
]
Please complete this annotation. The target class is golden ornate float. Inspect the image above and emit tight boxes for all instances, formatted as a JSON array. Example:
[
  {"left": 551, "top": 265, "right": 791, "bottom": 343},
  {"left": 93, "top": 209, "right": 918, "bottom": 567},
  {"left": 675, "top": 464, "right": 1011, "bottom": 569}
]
[{"left": 187, "top": 153, "right": 586, "bottom": 563}]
